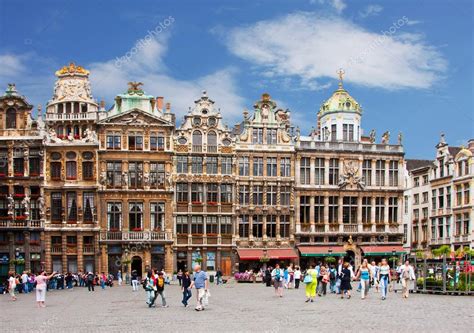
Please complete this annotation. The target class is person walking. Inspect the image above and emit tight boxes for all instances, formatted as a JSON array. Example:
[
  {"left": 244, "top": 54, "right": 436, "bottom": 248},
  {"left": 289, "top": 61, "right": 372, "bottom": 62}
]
[
  {"left": 215, "top": 268, "right": 223, "bottom": 285},
  {"left": 144, "top": 270, "right": 156, "bottom": 307},
  {"left": 304, "top": 265, "right": 318, "bottom": 302},
  {"left": 294, "top": 266, "right": 301, "bottom": 289},
  {"left": 189, "top": 265, "right": 209, "bottom": 311},
  {"left": 318, "top": 265, "right": 329, "bottom": 296},
  {"left": 65, "top": 272, "right": 73, "bottom": 289},
  {"left": 177, "top": 269, "right": 183, "bottom": 286},
  {"left": 265, "top": 267, "right": 272, "bottom": 287},
  {"left": 100, "top": 272, "right": 107, "bottom": 290},
  {"left": 399, "top": 260, "right": 416, "bottom": 299},
  {"left": 152, "top": 271, "right": 168, "bottom": 308},
  {"left": 355, "top": 261, "right": 372, "bottom": 299},
  {"left": 271, "top": 264, "right": 284, "bottom": 297},
  {"left": 8, "top": 271, "right": 17, "bottom": 301},
  {"left": 131, "top": 270, "right": 139, "bottom": 291},
  {"left": 336, "top": 258, "right": 343, "bottom": 294},
  {"left": 339, "top": 262, "right": 353, "bottom": 299},
  {"left": 86, "top": 271, "right": 95, "bottom": 292},
  {"left": 21, "top": 271, "right": 29, "bottom": 294},
  {"left": 117, "top": 270, "right": 122, "bottom": 286},
  {"left": 181, "top": 270, "right": 192, "bottom": 307},
  {"left": 329, "top": 265, "right": 337, "bottom": 293},
  {"left": 378, "top": 259, "right": 391, "bottom": 300},
  {"left": 34, "top": 270, "right": 57, "bottom": 308}
]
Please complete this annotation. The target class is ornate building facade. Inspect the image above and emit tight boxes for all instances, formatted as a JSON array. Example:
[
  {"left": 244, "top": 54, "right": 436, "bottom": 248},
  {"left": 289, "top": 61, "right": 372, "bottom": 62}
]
[
  {"left": 172, "top": 92, "right": 235, "bottom": 275},
  {"left": 0, "top": 84, "right": 44, "bottom": 275},
  {"left": 43, "top": 63, "right": 101, "bottom": 273},
  {"left": 97, "top": 83, "right": 175, "bottom": 277},
  {"left": 234, "top": 93, "right": 298, "bottom": 270},
  {"left": 295, "top": 78, "right": 406, "bottom": 266}
]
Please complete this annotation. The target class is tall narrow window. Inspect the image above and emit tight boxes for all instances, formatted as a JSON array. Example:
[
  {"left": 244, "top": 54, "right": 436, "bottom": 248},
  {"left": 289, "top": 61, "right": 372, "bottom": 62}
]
[
  {"left": 375, "top": 197, "right": 385, "bottom": 223},
  {"left": 375, "top": 160, "right": 385, "bottom": 186},
  {"left": 83, "top": 192, "right": 94, "bottom": 223},
  {"left": 192, "top": 156, "right": 203, "bottom": 174},
  {"left": 300, "top": 157, "right": 310, "bottom": 184},
  {"left": 129, "top": 202, "right": 143, "bottom": 231},
  {"left": 253, "top": 157, "right": 263, "bottom": 176},
  {"left": 191, "top": 216, "right": 203, "bottom": 234},
  {"left": 66, "top": 192, "right": 77, "bottom": 222},
  {"left": 220, "top": 216, "right": 232, "bottom": 235},
  {"left": 266, "top": 185, "right": 277, "bottom": 205},
  {"left": 281, "top": 186, "right": 291, "bottom": 206},
  {"left": 342, "top": 197, "right": 357, "bottom": 224},
  {"left": 106, "top": 161, "right": 122, "bottom": 187},
  {"left": 176, "top": 216, "right": 188, "bottom": 234},
  {"left": 253, "top": 215, "right": 263, "bottom": 237},
  {"left": 389, "top": 161, "right": 398, "bottom": 186},
  {"left": 300, "top": 196, "right": 310, "bottom": 224},
  {"left": 221, "top": 157, "right": 232, "bottom": 175},
  {"left": 266, "top": 129, "right": 277, "bottom": 144},
  {"left": 150, "top": 133, "right": 165, "bottom": 151},
  {"left": 128, "top": 132, "right": 143, "bottom": 150},
  {"left": 362, "top": 197, "right": 372, "bottom": 223},
  {"left": 207, "top": 131, "right": 217, "bottom": 152},
  {"left": 206, "top": 216, "right": 218, "bottom": 234},
  {"left": 314, "top": 158, "right": 325, "bottom": 185},
  {"left": 331, "top": 124, "right": 337, "bottom": 141},
  {"left": 66, "top": 161, "right": 77, "bottom": 180},
  {"left": 82, "top": 161, "right": 93, "bottom": 180},
  {"left": 266, "top": 215, "right": 277, "bottom": 237},
  {"left": 207, "top": 183, "right": 218, "bottom": 204},
  {"left": 266, "top": 157, "right": 277, "bottom": 177},
  {"left": 106, "top": 132, "right": 121, "bottom": 149},
  {"left": 150, "top": 202, "right": 165, "bottom": 231},
  {"left": 51, "top": 192, "right": 62, "bottom": 222},
  {"left": 280, "top": 215, "right": 290, "bottom": 238},
  {"left": 192, "top": 131, "right": 202, "bottom": 152},
  {"left": 191, "top": 183, "right": 203, "bottom": 203},
  {"left": 328, "top": 196, "right": 338, "bottom": 223},
  {"left": 128, "top": 162, "right": 143, "bottom": 188},
  {"left": 177, "top": 156, "right": 188, "bottom": 173},
  {"left": 388, "top": 197, "right": 398, "bottom": 223},
  {"left": 280, "top": 157, "right": 291, "bottom": 177},
  {"left": 6, "top": 108, "right": 16, "bottom": 129},
  {"left": 207, "top": 157, "right": 218, "bottom": 174},
  {"left": 239, "top": 157, "right": 249, "bottom": 176},
  {"left": 314, "top": 196, "right": 324, "bottom": 223},
  {"left": 252, "top": 128, "right": 263, "bottom": 144},
  {"left": 149, "top": 162, "right": 165, "bottom": 189},
  {"left": 253, "top": 185, "right": 263, "bottom": 205},
  {"left": 220, "top": 184, "right": 232, "bottom": 204},
  {"left": 239, "top": 215, "right": 249, "bottom": 237},
  {"left": 362, "top": 160, "right": 372, "bottom": 186},
  {"left": 176, "top": 183, "right": 188, "bottom": 202},
  {"left": 329, "top": 158, "right": 339, "bottom": 185},
  {"left": 239, "top": 185, "right": 249, "bottom": 205}
]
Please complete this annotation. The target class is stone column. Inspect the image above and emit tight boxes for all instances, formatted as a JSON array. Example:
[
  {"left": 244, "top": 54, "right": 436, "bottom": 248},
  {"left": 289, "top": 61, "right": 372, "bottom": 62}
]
[
  {"left": 43, "top": 231, "right": 51, "bottom": 272},
  {"left": 165, "top": 244, "right": 173, "bottom": 273},
  {"left": 295, "top": 195, "right": 300, "bottom": 233},
  {"left": 94, "top": 234, "right": 100, "bottom": 273},
  {"left": 249, "top": 215, "right": 254, "bottom": 239},
  {"left": 101, "top": 245, "right": 107, "bottom": 273},
  {"left": 61, "top": 233, "right": 67, "bottom": 272},
  {"left": 77, "top": 235, "right": 84, "bottom": 272},
  {"left": 310, "top": 157, "right": 315, "bottom": 185},
  {"left": 8, "top": 232, "right": 14, "bottom": 272},
  {"left": 357, "top": 196, "right": 363, "bottom": 232},
  {"left": 295, "top": 156, "right": 301, "bottom": 186},
  {"left": 324, "top": 158, "right": 330, "bottom": 185},
  {"left": 23, "top": 231, "right": 31, "bottom": 271},
  {"left": 384, "top": 160, "right": 390, "bottom": 186},
  {"left": 309, "top": 196, "right": 315, "bottom": 232}
]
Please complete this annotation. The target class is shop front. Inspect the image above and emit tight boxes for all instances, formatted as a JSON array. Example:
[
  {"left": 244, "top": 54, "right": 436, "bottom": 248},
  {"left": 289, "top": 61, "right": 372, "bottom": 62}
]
[
  {"left": 361, "top": 245, "right": 406, "bottom": 265},
  {"left": 236, "top": 248, "right": 298, "bottom": 272},
  {"left": 298, "top": 245, "right": 346, "bottom": 269}
]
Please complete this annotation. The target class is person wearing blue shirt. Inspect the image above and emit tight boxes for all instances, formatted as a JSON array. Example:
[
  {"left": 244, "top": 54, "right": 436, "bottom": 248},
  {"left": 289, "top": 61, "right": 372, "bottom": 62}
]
[{"left": 189, "top": 265, "right": 209, "bottom": 311}]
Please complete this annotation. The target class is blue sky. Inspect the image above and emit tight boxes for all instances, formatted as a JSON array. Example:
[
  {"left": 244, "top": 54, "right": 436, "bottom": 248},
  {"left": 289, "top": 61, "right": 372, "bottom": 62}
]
[{"left": 0, "top": 0, "right": 472, "bottom": 158}]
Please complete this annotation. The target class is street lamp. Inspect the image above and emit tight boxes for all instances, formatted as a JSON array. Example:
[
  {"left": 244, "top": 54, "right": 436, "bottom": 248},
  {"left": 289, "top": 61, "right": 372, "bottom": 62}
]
[{"left": 392, "top": 249, "right": 397, "bottom": 269}]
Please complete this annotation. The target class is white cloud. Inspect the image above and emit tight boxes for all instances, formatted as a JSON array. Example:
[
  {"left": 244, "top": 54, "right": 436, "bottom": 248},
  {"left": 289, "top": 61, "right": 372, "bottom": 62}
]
[
  {"left": 311, "top": 0, "right": 346, "bottom": 14},
  {"left": 0, "top": 54, "right": 26, "bottom": 78},
  {"left": 359, "top": 4, "right": 383, "bottom": 18},
  {"left": 86, "top": 35, "right": 245, "bottom": 122},
  {"left": 223, "top": 12, "right": 447, "bottom": 90}
]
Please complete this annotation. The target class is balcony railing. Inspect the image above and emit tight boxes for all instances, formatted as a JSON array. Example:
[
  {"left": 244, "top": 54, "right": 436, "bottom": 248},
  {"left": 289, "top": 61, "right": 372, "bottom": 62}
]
[
  {"left": 207, "top": 145, "right": 218, "bottom": 153},
  {"left": 192, "top": 145, "right": 202, "bottom": 153},
  {"left": 296, "top": 140, "right": 403, "bottom": 153},
  {"left": 100, "top": 231, "right": 171, "bottom": 242},
  {"left": 45, "top": 112, "right": 98, "bottom": 121},
  {"left": 343, "top": 224, "right": 357, "bottom": 233},
  {"left": 51, "top": 245, "right": 62, "bottom": 254},
  {"left": 83, "top": 245, "right": 95, "bottom": 254},
  {"left": 0, "top": 220, "right": 44, "bottom": 229}
]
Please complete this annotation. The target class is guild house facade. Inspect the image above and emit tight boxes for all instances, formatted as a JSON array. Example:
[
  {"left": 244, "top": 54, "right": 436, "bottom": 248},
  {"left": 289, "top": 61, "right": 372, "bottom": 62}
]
[{"left": 5, "top": 63, "right": 470, "bottom": 279}]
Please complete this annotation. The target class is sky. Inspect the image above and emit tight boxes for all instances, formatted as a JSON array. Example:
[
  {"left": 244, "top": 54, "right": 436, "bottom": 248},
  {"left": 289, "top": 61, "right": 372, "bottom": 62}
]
[{"left": 0, "top": 0, "right": 472, "bottom": 158}]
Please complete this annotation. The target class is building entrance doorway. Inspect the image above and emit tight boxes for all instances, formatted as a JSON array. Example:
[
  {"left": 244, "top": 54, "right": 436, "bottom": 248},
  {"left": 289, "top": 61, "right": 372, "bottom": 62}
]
[
  {"left": 344, "top": 250, "right": 355, "bottom": 266},
  {"left": 131, "top": 256, "right": 142, "bottom": 278}
]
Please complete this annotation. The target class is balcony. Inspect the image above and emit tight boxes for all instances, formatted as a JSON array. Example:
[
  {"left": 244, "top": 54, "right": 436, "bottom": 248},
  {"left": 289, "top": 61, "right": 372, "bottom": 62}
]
[
  {"left": 45, "top": 111, "right": 98, "bottom": 121},
  {"left": 83, "top": 245, "right": 95, "bottom": 254},
  {"left": 314, "top": 225, "right": 325, "bottom": 233},
  {"left": 100, "top": 231, "right": 172, "bottom": 242},
  {"left": 296, "top": 140, "right": 404, "bottom": 153},
  {"left": 51, "top": 245, "right": 62, "bottom": 254},
  {"left": 192, "top": 145, "right": 202, "bottom": 153},
  {"left": 0, "top": 219, "right": 44, "bottom": 229},
  {"left": 343, "top": 224, "right": 357, "bottom": 233},
  {"left": 207, "top": 145, "right": 218, "bottom": 153}
]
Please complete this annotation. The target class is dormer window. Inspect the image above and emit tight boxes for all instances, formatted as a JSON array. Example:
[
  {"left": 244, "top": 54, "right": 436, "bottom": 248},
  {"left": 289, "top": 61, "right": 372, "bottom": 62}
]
[
  {"left": 208, "top": 117, "right": 216, "bottom": 127},
  {"left": 6, "top": 108, "right": 16, "bottom": 129},
  {"left": 345, "top": 102, "right": 351, "bottom": 108},
  {"left": 193, "top": 117, "right": 201, "bottom": 126}
]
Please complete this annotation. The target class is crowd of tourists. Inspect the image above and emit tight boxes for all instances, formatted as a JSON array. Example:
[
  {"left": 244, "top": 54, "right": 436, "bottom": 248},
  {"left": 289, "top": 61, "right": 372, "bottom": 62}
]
[{"left": 265, "top": 259, "right": 416, "bottom": 301}]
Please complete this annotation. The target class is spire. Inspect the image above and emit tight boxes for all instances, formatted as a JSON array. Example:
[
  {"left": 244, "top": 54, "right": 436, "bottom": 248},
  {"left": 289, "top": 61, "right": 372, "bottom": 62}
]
[{"left": 336, "top": 68, "right": 345, "bottom": 89}]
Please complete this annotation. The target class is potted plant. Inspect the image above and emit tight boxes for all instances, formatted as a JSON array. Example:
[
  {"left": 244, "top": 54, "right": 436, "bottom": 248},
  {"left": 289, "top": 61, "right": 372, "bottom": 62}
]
[{"left": 325, "top": 256, "right": 336, "bottom": 264}]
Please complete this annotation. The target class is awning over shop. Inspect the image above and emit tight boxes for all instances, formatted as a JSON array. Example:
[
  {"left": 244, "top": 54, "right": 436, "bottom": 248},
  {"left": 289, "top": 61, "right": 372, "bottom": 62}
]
[
  {"left": 237, "top": 248, "right": 298, "bottom": 260},
  {"left": 362, "top": 245, "right": 406, "bottom": 256},
  {"left": 299, "top": 246, "right": 345, "bottom": 257}
]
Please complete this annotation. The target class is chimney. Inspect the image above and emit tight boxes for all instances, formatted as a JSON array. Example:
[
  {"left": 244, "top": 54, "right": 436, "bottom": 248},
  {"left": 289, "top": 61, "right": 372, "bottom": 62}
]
[
  {"left": 165, "top": 102, "right": 171, "bottom": 113},
  {"left": 100, "top": 100, "right": 105, "bottom": 111},
  {"left": 156, "top": 97, "right": 164, "bottom": 111}
]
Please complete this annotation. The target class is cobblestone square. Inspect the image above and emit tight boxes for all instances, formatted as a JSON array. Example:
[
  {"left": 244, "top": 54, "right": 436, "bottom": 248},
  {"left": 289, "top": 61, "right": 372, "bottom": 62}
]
[{"left": 1, "top": 283, "right": 472, "bottom": 332}]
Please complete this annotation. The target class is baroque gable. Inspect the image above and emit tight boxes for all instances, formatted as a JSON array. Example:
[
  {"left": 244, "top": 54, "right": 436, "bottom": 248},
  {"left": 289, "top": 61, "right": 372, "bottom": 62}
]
[{"left": 99, "top": 108, "right": 173, "bottom": 128}]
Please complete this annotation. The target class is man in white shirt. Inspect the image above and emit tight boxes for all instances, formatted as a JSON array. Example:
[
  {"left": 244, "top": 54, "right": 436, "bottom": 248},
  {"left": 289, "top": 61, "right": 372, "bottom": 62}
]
[
  {"left": 8, "top": 272, "right": 17, "bottom": 301},
  {"left": 21, "top": 271, "right": 29, "bottom": 294},
  {"left": 271, "top": 264, "right": 284, "bottom": 297}
]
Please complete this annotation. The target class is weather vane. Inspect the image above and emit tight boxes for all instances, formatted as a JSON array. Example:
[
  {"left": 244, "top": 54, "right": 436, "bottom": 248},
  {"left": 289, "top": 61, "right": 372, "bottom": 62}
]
[{"left": 337, "top": 68, "right": 345, "bottom": 88}]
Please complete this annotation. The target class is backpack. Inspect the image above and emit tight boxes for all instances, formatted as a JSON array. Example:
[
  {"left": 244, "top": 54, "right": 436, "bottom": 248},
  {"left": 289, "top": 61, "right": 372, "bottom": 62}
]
[
  {"left": 402, "top": 267, "right": 411, "bottom": 279},
  {"left": 142, "top": 279, "right": 148, "bottom": 290},
  {"left": 329, "top": 269, "right": 336, "bottom": 280}
]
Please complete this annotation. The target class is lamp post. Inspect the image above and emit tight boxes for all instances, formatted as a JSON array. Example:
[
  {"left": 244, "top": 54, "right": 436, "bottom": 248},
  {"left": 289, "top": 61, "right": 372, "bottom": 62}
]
[{"left": 392, "top": 249, "right": 397, "bottom": 270}]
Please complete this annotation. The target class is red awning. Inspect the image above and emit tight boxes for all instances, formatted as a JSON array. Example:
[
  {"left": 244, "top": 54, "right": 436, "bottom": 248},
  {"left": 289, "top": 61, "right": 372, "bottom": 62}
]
[
  {"left": 299, "top": 246, "right": 345, "bottom": 257},
  {"left": 361, "top": 245, "right": 406, "bottom": 255},
  {"left": 237, "top": 248, "right": 298, "bottom": 260},
  {"left": 237, "top": 249, "right": 263, "bottom": 260},
  {"left": 267, "top": 248, "right": 298, "bottom": 259}
]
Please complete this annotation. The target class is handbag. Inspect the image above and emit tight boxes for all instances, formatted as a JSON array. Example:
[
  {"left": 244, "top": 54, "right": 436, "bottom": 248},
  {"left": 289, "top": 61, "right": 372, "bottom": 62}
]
[{"left": 303, "top": 274, "right": 313, "bottom": 284}]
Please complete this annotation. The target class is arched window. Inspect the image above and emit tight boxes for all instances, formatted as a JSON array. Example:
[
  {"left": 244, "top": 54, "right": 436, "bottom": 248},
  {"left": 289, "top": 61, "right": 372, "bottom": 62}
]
[
  {"left": 129, "top": 202, "right": 143, "bottom": 231},
  {"left": 6, "top": 108, "right": 16, "bottom": 129},
  {"left": 207, "top": 131, "right": 217, "bottom": 152},
  {"left": 192, "top": 131, "right": 202, "bottom": 152}
]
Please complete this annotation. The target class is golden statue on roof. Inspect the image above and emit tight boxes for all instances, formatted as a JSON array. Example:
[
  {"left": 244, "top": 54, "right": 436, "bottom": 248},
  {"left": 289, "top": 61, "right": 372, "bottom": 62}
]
[
  {"left": 337, "top": 68, "right": 345, "bottom": 88},
  {"left": 55, "top": 62, "right": 89, "bottom": 76}
]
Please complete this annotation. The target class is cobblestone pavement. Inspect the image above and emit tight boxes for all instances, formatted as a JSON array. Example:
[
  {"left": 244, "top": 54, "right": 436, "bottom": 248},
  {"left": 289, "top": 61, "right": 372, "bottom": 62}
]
[{"left": 1, "top": 282, "right": 472, "bottom": 333}]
